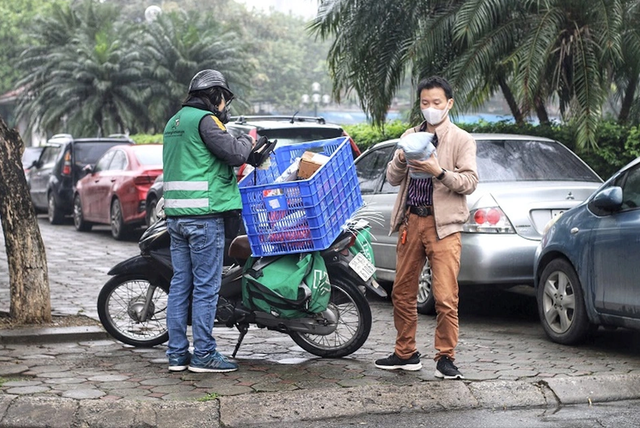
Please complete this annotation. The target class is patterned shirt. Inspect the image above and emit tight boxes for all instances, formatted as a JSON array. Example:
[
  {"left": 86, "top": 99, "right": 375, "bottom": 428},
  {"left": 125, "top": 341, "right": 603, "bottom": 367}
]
[{"left": 407, "top": 131, "right": 438, "bottom": 207}]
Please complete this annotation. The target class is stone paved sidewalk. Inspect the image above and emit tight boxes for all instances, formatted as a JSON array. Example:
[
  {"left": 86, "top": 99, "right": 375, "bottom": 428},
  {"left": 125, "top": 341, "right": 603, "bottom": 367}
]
[{"left": 2, "top": 218, "right": 640, "bottom": 427}]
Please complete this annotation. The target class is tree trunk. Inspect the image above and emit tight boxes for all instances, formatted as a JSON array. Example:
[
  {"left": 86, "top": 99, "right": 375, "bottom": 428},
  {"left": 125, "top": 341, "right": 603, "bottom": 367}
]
[
  {"left": 618, "top": 75, "right": 638, "bottom": 125},
  {"left": 498, "top": 77, "right": 525, "bottom": 125},
  {"left": 0, "top": 115, "right": 51, "bottom": 324},
  {"left": 534, "top": 96, "right": 550, "bottom": 124}
]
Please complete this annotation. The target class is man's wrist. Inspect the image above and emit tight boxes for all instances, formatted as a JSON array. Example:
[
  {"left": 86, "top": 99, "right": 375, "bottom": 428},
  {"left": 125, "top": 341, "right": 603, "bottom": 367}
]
[{"left": 436, "top": 168, "right": 446, "bottom": 180}]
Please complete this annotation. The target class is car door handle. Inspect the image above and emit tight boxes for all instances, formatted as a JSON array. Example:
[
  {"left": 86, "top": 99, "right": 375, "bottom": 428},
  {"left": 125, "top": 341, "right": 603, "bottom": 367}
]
[
  {"left": 570, "top": 227, "right": 579, "bottom": 234},
  {"left": 110, "top": 179, "right": 116, "bottom": 183}
]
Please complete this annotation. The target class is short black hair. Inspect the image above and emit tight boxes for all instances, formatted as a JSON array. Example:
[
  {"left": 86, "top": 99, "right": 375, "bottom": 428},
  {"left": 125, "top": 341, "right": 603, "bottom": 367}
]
[{"left": 416, "top": 76, "right": 453, "bottom": 100}]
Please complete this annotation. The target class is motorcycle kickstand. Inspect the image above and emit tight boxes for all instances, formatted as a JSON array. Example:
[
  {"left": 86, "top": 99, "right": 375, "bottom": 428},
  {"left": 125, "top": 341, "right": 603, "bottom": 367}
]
[{"left": 232, "top": 323, "right": 249, "bottom": 358}]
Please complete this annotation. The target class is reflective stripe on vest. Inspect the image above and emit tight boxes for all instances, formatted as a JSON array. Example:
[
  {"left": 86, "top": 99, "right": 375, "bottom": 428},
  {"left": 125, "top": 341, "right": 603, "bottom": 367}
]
[
  {"left": 164, "top": 181, "right": 208, "bottom": 191},
  {"left": 164, "top": 198, "right": 209, "bottom": 209},
  {"left": 164, "top": 180, "right": 209, "bottom": 209}
]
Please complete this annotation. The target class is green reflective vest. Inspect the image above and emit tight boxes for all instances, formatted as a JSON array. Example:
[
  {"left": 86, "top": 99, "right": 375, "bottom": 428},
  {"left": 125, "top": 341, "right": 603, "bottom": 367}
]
[{"left": 162, "top": 106, "right": 242, "bottom": 217}]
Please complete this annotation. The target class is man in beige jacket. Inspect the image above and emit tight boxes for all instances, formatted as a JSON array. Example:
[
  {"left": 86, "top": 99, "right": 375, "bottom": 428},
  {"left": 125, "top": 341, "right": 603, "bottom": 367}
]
[{"left": 375, "top": 76, "right": 478, "bottom": 379}]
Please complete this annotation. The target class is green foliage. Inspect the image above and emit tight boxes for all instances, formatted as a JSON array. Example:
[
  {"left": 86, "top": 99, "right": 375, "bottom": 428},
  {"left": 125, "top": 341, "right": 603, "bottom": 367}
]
[
  {"left": 130, "top": 134, "right": 163, "bottom": 145},
  {"left": 2, "top": 0, "right": 333, "bottom": 137},
  {"left": 219, "top": 9, "right": 333, "bottom": 114},
  {"left": 13, "top": 1, "right": 253, "bottom": 137},
  {"left": 348, "top": 119, "right": 640, "bottom": 179},
  {"left": 457, "top": 119, "right": 639, "bottom": 179},
  {"left": 197, "top": 392, "right": 220, "bottom": 402},
  {"left": 15, "top": 1, "right": 150, "bottom": 137},
  {"left": 313, "top": 0, "right": 640, "bottom": 151},
  {"left": 0, "top": 0, "right": 68, "bottom": 94},
  {"left": 137, "top": 9, "right": 252, "bottom": 129},
  {"left": 343, "top": 120, "right": 407, "bottom": 151}
]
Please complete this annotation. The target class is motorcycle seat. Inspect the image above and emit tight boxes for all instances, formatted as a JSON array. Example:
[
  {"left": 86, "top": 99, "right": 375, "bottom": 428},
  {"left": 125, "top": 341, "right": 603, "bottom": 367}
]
[{"left": 228, "top": 235, "right": 252, "bottom": 260}]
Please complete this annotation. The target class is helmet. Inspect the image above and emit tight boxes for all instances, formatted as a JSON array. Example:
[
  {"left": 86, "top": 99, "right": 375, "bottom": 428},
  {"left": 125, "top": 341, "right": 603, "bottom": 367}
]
[{"left": 188, "top": 69, "right": 234, "bottom": 100}]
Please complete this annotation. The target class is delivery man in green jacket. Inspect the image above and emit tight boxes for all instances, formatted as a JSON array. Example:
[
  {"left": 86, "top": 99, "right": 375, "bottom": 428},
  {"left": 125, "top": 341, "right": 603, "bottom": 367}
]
[{"left": 163, "top": 69, "right": 254, "bottom": 373}]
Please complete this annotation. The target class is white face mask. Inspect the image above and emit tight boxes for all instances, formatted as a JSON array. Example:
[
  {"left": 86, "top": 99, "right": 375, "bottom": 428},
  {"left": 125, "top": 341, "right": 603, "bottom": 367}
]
[{"left": 421, "top": 102, "right": 451, "bottom": 126}]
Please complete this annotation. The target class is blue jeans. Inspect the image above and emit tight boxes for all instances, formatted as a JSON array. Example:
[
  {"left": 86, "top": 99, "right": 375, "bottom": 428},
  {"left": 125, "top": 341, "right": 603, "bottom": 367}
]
[{"left": 166, "top": 216, "right": 225, "bottom": 358}]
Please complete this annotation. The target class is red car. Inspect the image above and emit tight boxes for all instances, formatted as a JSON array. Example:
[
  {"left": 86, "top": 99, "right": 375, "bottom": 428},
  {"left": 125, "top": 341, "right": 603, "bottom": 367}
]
[{"left": 73, "top": 144, "right": 163, "bottom": 240}]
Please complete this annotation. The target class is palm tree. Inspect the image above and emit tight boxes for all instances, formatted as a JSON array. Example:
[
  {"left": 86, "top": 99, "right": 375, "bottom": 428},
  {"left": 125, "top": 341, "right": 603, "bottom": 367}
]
[
  {"left": 16, "top": 1, "right": 149, "bottom": 137},
  {"left": 441, "top": 0, "right": 528, "bottom": 124},
  {"left": 311, "top": 0, "right": 434, "bottom": 126},
  {"left": 312, "top": 0, "right": 630, "bottom": 149},
  {"left": 505, "top": 0, "right": 624, "bottom": 149},
  {"left": 311, "top": 0, "right": 529, "bottom": 125},
  {"left": 613, "top": 0, "right": 640, "bottom": 124},
  {"left": 138, "top": 10, "right": 252, "bottom": 128}
]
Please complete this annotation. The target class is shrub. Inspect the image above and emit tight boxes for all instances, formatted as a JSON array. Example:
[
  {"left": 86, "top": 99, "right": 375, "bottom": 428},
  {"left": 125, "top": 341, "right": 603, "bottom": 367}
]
[{"left": 130, "top": 134, "right": 163, "bottom": 145}]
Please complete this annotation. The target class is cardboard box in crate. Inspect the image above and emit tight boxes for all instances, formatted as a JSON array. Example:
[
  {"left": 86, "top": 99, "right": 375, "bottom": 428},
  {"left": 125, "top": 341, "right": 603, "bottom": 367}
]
[{"left": 239, "top": 137, "right": 363, "bottom": 257}]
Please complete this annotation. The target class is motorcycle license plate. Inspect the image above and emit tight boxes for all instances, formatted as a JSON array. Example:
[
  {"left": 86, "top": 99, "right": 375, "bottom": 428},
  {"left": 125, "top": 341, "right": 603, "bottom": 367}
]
[{"left": 349, "top": 252, "right": 375, "bottom": 282}]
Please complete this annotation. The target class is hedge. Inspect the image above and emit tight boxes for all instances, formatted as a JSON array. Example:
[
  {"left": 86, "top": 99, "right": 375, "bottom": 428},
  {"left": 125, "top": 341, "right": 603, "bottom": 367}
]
[
  {"left": 132, "top": 120, "right": 640, "bottom": 180},
  {"left": 344, "top": 120, "right": 640, "bottom": 180}
]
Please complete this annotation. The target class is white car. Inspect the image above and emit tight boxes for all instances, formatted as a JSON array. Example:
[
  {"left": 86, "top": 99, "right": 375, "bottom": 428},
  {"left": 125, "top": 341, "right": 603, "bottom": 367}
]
[{"left": 355, "top": 134, "right": 603, "bottom": 314}]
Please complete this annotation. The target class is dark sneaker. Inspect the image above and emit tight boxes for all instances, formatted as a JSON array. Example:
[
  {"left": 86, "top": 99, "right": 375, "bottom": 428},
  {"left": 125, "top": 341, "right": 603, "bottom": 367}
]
[
  {"left": 188, "top": 351, "right": 238, "bottom": 373},
  {"left": 435, "top": 356, "right": 464, "bottom": 379},
  {"left": 375, "top": 352, "right": 422, "bottom": 371},
  {"left": 168, "top": 353, "right": 191, "bottom": 372}
]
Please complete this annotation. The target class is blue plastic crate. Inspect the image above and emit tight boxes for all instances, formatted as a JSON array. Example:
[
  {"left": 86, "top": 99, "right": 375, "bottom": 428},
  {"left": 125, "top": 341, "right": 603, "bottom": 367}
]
[{"left": 239, "top": 137, "right": 363, "bottom": 256}]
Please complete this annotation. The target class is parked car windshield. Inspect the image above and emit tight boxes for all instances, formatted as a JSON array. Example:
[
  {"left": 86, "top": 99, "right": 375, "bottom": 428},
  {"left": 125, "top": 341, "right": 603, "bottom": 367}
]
[
  {"left": 74, "top": 142, "right": 131, "bottom": 166},
  {"left": 477, "top": 139, "right": 600, "bottom": 182},
  {"left": 133, "top": 145, "right": 163, "bottom": 166},
  {"left": 22, "top": 147, "right": 44, "bottom": 167},
  {"left": 259, "top": 128, "right": 343, "bottom": 146}
]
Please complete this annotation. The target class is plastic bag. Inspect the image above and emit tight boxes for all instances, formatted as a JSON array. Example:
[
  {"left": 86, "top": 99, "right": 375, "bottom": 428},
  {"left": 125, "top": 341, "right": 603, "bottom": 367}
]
[{"left": 398, "top": 132, "right": 436, "bottom": 179}]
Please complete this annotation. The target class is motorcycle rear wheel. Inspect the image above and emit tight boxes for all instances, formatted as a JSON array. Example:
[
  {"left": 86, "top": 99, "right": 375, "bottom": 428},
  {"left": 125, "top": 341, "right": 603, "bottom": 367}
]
[
  {"left": 97, "top": 274, "right": 169, "bottom": 347},
  {"left": 289, "top": 278, "right": 372, "bottom": 358}
]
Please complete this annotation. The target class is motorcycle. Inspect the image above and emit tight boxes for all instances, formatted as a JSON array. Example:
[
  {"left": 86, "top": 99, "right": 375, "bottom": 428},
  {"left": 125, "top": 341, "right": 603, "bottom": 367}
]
[
  {"left": 97, "top": 215, "right": 385, "bottom": 358},
  {"left": 98, "top": 135, "right": 386, "bottom": 358}
]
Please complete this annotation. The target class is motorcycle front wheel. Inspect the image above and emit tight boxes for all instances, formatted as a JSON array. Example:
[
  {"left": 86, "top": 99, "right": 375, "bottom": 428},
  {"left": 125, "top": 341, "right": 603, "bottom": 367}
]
[
  {"left": 289, "top": 278, "right": 372, "bottom": 358},
  {"left": 97, "top": 274, "right": 169, "bottom": 347}
]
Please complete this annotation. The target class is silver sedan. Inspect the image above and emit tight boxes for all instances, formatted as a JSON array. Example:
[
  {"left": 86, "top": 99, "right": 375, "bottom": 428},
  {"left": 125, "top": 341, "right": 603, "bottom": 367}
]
[{"left": 355, "top": 134, "right": 603, "bottom": 314}]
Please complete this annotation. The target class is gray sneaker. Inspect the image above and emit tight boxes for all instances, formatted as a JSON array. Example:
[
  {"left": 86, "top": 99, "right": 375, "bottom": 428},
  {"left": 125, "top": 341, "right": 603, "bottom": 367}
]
[
  {"left": 168, "top": 352, "right": 191, "bottom": 372},
  {"left": 434, "top": 356, "right": 464, "bottom": 379},
  {"left": 188, "top": 351, "right": 238, "bottom": 373}
]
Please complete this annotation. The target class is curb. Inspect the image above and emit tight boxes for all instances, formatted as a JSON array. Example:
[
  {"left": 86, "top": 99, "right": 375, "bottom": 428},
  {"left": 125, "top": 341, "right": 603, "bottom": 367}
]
[
  {"left": 218, "top": 374, "right": 640, "bottom": 427},
  {"left": 0, "top": 326, "right": 110, "bottom": 345},
  {"left": 1, "top": 375, "right": 639, "bottom": 427}
]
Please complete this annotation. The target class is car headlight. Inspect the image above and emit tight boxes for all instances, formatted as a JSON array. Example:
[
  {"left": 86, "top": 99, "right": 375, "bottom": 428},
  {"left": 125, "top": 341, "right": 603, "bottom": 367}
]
[{"left": 462, "top": 207, "right": 515, "bottom": 233}]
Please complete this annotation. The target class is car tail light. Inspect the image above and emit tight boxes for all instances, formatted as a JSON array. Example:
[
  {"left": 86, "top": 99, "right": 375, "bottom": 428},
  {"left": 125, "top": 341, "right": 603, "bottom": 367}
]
[
  {"left": 62, "top": 152, "right": 72, "bottom": 176},
  {"left": 463, "top": 207, "right": 514, "bottom": 233},
  {"left": 342, "top": 131, "right": 361, "bottom": 158},
  {"left": 134, "top": 175, "right": 153, "bottom": 185}
]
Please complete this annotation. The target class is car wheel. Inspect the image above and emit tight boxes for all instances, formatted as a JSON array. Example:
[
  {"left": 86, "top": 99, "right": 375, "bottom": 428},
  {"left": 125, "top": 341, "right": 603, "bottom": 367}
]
[
  {"left": 537, "top": 258, "right": 592, "bottom": 345},
  {"left": 146, "top": 197, "right": 158, "bottom": 227},
  {"left": 110, "top": 199, "right": 130, "bottom": 240},
  {"left": 73, "top": 195, "right": 92, "bottom": 232},
  {"left": 47, "top": 192, "right": 65, "bottom": 225},
  {"left": 417, "top": 259, "right": 436, "bottom": 315}
]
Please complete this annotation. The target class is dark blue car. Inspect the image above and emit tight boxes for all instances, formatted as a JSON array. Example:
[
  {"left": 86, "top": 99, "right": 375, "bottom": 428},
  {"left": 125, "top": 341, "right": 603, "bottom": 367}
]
[{"left": 534, "top": 157, "right": 640, "bottom": 344}]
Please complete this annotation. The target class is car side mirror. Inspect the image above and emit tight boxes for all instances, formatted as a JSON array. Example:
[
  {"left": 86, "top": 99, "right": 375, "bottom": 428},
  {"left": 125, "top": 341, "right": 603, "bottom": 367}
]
[
  {"left": 82, "top": 164, "right": 94, "bottom": 175},
  {"left": 589, "top": 186, "right": 623, "bottom": 213}
]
